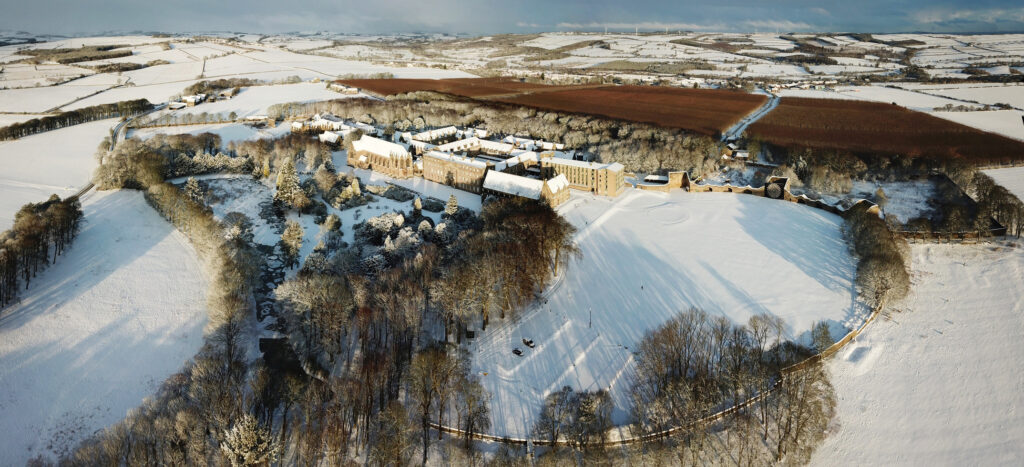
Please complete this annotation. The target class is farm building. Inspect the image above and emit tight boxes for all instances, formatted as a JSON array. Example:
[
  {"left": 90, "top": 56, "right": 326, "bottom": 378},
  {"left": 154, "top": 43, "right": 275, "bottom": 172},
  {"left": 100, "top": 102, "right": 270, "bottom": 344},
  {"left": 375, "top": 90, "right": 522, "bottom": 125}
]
[
  {"left": 483, "top": 171, "right": 570, "bottom": 207},
  {"left": 540, "top": 157, "right": 625, "bottom": 197},
  {"left": 348, "top": 135, "right": 414, "bottom": 179},
  {"left": 422, "top": 150, "right": 490, "bottom": 193}
]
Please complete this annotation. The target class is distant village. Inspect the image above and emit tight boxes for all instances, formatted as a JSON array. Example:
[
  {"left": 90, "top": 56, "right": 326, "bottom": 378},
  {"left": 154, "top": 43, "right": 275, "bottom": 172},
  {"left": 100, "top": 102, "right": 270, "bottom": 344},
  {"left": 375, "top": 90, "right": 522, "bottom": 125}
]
[{"left": 291, "top": 113, "right": 626, "bottom": 207}]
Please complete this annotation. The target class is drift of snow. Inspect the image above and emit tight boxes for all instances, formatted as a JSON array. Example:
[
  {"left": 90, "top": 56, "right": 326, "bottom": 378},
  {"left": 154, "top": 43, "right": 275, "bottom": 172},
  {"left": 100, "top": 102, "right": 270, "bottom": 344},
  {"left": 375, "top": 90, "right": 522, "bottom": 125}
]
[
  {"left": 0, "top": 190, "right": 208, "bottom": 465},
  {"left": 470, "top": 190, "right": 864, "bottom": 438},
  {"left": 812, "top": 243, "right": 1024, "bottom": 466}
]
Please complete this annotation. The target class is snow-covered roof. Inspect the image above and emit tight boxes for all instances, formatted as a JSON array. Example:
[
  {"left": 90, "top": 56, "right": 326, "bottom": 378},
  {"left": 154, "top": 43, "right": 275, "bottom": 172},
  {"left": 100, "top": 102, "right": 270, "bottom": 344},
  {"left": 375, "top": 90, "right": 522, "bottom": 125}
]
[
  {"left": 319, "top": 131, "right": 340, "bottom": 144},
  {"left": 502, "top": 135, "right": 565, "bottom": 151},
  {"left": 408, "top": 140, "right": 436, "bottom": 151},
  {"left": 495, "top": 151, "right": 539, "bottom": 172},
  {"left": 412, "top": 126, "right": 458, "bottom": 142},
  {"left": 483, "top": 171, "right": 544, "bottom": 200},
  {"left": 546, "top": 174, "right": 569, "bottom": 193},
  {"left": 435, "top": 137, "right": 514, "bottom": 155},
  {"left": 423, "top": 150, "right": 488, "bottom": 169},
  {"left": 313, "top": 113, "right": 342, "bottom": 123},
  {"left": 544, "top": 157, "right": 624, "bottom": 172},
  {"left": 352, "top": 135, "right": 410, "bottom": 158}
]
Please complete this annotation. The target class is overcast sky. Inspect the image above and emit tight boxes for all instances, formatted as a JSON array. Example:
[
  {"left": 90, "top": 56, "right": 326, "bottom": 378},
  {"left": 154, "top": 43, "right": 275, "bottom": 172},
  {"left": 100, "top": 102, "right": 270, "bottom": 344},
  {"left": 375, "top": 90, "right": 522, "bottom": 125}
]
[{"left": 2, "top": 0, "right": 1023, "bottom": 36}]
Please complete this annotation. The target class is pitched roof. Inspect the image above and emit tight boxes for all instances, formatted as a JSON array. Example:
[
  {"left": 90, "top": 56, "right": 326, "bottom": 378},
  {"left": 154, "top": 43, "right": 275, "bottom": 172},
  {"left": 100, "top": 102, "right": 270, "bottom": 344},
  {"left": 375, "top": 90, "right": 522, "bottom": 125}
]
[
  {"left": 483, "top": 171, "right": 544, "bottom": 199},
  {"left": 351, "top": 135, "right": 409, "bottom": 158},
  {"left": 423, "top": 150, "right": 488, "bottom": 169}
]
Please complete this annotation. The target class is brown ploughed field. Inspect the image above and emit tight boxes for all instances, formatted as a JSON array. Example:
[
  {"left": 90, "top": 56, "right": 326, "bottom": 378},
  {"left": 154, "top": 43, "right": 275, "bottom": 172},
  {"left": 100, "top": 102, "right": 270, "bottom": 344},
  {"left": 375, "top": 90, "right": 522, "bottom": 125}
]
[{"left": 748, "top": 97, "right": 1024, "bottom": 164}]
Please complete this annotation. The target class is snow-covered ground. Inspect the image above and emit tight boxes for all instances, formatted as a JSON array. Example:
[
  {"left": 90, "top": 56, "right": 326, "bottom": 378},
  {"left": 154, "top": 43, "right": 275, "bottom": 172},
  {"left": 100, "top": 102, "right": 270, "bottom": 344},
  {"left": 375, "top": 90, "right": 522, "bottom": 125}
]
[
  {"left": 984, "top": 166, "right": 1024, "bottom": 201},
  {"left": 0, "top": 190, "right": 208, "bottom": 465},
  {"left": 931, "top": 110, "right": 1024, "bottom": 142},
  {"left": 172, "top": 83, "right": 345, "bottom": 119},
  {"left": 0, "top": 118, "right": 116, "bottom": 230},
  {"left": 470, "top": 190, "right": 865, "bottom": 438},
  {"left": 812, "top": 243, "right": 1024, "bottom": 466},
  {"left": 128, "top": 122, "right": 291, "bottom": 145}
]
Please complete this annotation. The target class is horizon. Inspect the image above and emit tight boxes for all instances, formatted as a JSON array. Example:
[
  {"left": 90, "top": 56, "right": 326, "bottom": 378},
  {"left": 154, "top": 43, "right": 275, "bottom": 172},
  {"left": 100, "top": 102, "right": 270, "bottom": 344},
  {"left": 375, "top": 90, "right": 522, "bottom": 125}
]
[{"left": 3, "top": 0, "right": 1024, "bottom": 36}]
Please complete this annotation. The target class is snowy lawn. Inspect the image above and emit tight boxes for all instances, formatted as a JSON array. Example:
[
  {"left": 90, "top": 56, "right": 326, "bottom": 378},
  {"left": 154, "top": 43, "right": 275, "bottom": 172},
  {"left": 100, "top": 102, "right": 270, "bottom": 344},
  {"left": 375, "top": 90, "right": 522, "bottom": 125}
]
[
  {"left": 470, "top": 190, "right": 865, "bottom": 438},
  {"left": 812, "top": 243, "right": 1024, "bottom": 466},
  {"left": 0, "top": 118, "right": 117, "bottom": 230},
  {"left": 0, "top": 190, "right": 208, "bottom": 465}
]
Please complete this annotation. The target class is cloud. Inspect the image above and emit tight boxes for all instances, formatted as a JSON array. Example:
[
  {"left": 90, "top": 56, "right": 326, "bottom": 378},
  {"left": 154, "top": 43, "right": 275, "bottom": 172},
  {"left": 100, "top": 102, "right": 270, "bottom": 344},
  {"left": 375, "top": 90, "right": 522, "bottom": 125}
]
[
  {"left": 556, "top": 21, "right": 727, "bottom": 32},
  {"left": 743, "top": 19, "right": 815, "bottom": 31},
  {"left": 913, "top": 7, "right": 1024, "bottom": 25},
  {"left": 516, "top": 22, "right": 541, "bottom": 28}
]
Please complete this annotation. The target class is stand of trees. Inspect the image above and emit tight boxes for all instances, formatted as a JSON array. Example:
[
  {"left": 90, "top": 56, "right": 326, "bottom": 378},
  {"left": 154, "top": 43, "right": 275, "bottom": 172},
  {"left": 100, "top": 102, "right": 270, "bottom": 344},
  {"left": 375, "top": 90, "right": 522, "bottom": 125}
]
[
  {"left": 844, "top": 205, "right": 911, "bottom": 309},
  {"left": 0, "top": 99, "right": 153, "bottom": 141},
  {"left": 0, "top": 195, "right": 83, "bottom": 308},
  {"left": 971, "top": 172, "right": 1024, "bottom": 238},
  {"left": 615, "top": 307, "right": 835, "bottom": 465}
]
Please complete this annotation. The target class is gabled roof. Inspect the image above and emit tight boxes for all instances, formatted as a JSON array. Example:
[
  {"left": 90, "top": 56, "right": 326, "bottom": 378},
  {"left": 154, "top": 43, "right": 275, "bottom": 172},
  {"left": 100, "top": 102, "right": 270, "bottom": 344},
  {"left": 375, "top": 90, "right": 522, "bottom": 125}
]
[
  {"left": 423, "top": 150, "right": 488, "bottom": 169},
  {"left": 483, "top": 171, "right": 544, "bottom": 199},
  {"left": 352, "top": 135, "right": 409, "bottom": 158}
]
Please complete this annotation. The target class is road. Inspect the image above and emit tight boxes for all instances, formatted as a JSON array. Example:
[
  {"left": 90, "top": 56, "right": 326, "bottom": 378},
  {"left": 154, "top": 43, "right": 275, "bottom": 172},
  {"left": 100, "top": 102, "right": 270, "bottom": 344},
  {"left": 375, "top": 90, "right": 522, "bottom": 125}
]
[{"left": 721, "top": 90, "right": 779, "bottom": 142}]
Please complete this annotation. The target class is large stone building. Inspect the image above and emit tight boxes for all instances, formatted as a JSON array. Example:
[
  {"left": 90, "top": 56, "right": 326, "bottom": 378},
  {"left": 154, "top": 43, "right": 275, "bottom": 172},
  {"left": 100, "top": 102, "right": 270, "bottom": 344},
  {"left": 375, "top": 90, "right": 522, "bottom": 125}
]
[
  {"left": 348, "top": 135, "right": 414, "bottom": 179},
  {"left": 539, "top": 157, "right": 625, "bottom": 197},
  {"left": 422, "top": 150, "right": 490, "bottom": 193},
  {"left": 482, "top": 171, "right": 570, "bottom": 207}
]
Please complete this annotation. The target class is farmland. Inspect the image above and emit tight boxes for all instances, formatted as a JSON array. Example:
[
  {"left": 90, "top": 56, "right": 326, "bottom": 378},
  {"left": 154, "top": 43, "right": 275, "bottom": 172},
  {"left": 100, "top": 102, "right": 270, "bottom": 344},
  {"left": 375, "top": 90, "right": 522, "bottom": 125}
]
[
  {"left": 747, "top": 97, "right": 1024, "bottom": 164},
  {"left": 340, "top": 78, "right": 768, "bottom": 136}
]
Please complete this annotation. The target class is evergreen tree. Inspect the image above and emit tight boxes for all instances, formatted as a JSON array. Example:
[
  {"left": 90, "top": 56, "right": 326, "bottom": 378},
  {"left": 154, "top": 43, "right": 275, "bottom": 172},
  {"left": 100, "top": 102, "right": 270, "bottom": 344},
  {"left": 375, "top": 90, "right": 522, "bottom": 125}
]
[
  {"left": 274, "top": 159, "right": 310, "bottom": 212},
  {"left": 281, "top": 220, "right": 303, "bottom": 268},
  {"left": 220, "top": 414, "right": 280, "bottom": 467},
  {"left": 413, "top": 196, "right": 422, "bottom": 217},
  {"left": 444, "top": 194, "right": 458, "bottom": 217},
  {"left": 184, "top": 177, "right": 203, "bottom": 204}
]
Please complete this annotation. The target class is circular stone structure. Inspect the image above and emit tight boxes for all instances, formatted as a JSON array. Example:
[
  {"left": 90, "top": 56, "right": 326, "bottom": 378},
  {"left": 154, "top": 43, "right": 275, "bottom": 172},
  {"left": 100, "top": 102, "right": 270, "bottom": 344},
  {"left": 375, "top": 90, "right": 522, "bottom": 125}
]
[{"left": 469, "top": 189, "right": 867, "bottom": 438}]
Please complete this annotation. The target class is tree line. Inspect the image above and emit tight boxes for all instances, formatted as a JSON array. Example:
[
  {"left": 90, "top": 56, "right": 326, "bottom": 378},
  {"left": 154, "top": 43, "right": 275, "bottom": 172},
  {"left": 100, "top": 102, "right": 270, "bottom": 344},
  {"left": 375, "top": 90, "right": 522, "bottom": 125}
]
[
  {"left": 0, "top": 195, "right": 83, "bottom": 309},
  {"left": 0, "top": 99, "right": 153, "bottom": 141}
]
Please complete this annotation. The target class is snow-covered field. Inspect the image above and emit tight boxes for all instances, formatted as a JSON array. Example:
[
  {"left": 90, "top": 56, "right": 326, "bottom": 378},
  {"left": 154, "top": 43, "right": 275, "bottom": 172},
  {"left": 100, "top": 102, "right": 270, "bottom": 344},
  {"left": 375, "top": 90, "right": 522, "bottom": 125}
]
[
  {"left": 931, "top": 110, "right": 1024, "bottom": 141},
  {"left": 470, "top": 190, "right": 865, "bottom": 437},
  {"left": 173, "top": 83, "right": 345, "bottom": 118},
  {"left": 0, "top": 118, "right": 116, "bottom": 230},
  {"left": 984, "top": 166, "right": 1024, "bottom": 201},
  {"left": 0, "top": 190, "right": 208, "bottom": 465},
  {"left": 812, "top": 243, "right": 1024, "bottom": 466}
]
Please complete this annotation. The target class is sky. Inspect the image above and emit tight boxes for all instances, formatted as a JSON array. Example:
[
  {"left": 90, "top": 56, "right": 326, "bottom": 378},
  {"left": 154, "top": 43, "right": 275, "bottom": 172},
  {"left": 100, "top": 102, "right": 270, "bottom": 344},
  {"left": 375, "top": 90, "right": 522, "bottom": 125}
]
[{"left": 2, "top": 0, "right": 1024, "bottom": 36}]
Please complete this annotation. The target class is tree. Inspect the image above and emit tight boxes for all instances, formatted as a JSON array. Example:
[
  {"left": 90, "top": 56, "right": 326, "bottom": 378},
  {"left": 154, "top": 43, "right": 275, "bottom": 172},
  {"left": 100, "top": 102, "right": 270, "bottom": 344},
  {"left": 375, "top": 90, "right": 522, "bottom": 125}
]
[
  {"left": 413, "top": 196, "right": 422, "bottom": 217},
  {"left": 281, "top": 220, "right": 303, "bottom": 269},
  {"left": 220, "top": 414, "right": 280, "bottom": 467},
  {"left": 184, "top": 177, "right": 204, "bottom": 204},
  {"left": 874, "top": 187, "right": 888, "bottom": 209},
  {"left": 369, "top": 402, "right": 413, "bottom": 466},
  {"left": 274, "top": 158, "right": 310, "bottom": 212},
  {"left": 444, "top": 194, "right": 458, "bottom": 217}
]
